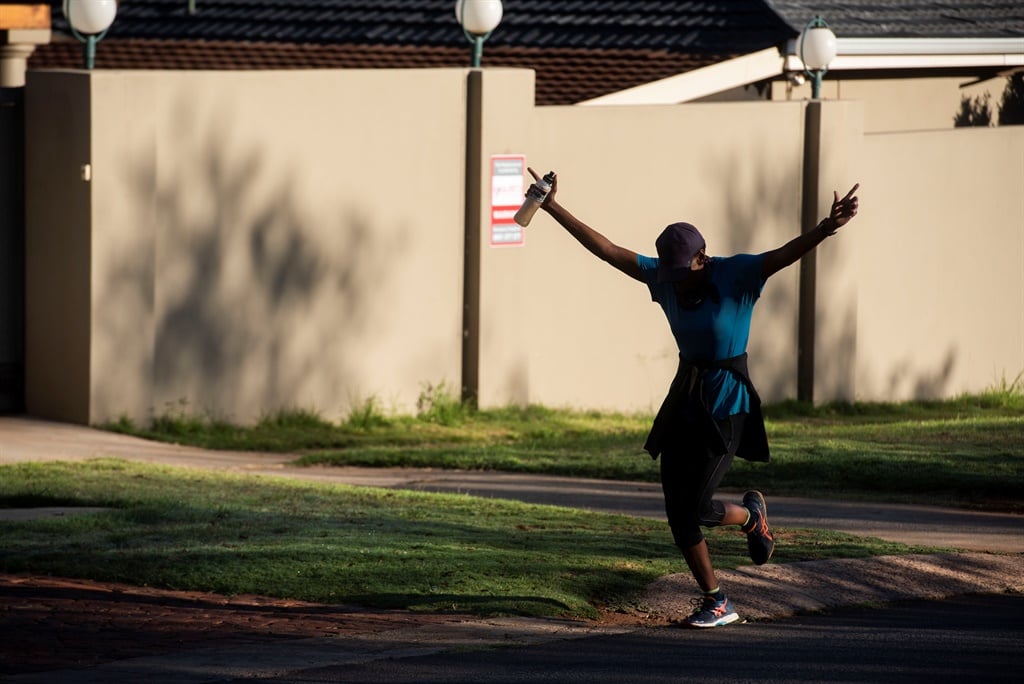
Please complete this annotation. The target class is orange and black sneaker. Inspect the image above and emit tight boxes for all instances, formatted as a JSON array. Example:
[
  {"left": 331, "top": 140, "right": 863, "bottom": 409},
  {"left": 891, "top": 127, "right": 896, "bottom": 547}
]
[{"left": 742, "top": 490, "right": 775, "bottom": 565}]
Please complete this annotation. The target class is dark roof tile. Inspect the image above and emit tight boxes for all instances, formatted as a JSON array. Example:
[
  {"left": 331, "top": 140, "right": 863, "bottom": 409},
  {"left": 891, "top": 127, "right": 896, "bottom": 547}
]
[
  {"left": 29, "top": 38, "right": 726, "bottom": 105},
  {"left": 767, "top": 0, "right": 1024, "bottom": 38},
  {"left": 45, "top": 1, "right": 1024, "bottom": 46},
  {"left": 46, "top": 1, "right": 792, "bottom": 54},
  {"left": 32, "top": 2, "right": 1022, "bottom": 106}
]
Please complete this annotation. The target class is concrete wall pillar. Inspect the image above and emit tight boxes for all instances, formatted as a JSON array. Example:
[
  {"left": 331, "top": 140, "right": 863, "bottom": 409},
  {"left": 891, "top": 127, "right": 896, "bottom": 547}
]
[{"left": 24, "top": 71, "right": 93, "bottom": 424}]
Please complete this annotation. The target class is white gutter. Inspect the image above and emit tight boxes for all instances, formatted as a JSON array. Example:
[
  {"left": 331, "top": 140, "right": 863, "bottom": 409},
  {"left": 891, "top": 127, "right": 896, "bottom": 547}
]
[
  {"left": 579, "top": 37, "right": 1023, "bottom": 106},
  {"left": 787, "top": 52, "right": 1024, "bottom": 72},
  {"left": 785, "top": 36, "right": 1024, "bottom": 71},
  {"left": 825, "top": 37, "right": 1024, "bottom": 56}
]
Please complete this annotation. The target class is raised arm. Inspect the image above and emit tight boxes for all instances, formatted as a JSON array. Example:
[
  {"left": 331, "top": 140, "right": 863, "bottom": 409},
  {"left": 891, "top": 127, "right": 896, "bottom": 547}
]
[
  {"left": 531, "top": 168, "right": 644, "bottom": 282},
  {"left": 761, "top": 184, "right": 860, "bottom": 280}
]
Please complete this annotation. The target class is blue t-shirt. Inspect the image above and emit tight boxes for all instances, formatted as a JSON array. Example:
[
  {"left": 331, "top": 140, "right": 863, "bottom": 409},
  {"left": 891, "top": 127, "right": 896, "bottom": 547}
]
[{"left": 639, "top": 253, "right": 765, "bottom": 418}]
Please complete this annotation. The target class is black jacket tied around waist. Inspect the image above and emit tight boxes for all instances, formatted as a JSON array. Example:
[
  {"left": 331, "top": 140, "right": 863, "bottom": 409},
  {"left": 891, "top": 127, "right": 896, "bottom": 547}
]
[{"left": 644, "top": 352, "right": 770, "bottom": 463}]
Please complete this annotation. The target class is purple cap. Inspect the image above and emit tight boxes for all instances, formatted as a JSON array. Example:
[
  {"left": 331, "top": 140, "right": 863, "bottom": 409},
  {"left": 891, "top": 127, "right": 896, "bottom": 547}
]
[{"left": 655, "top": 222, "right": 705, "bottom": 283}]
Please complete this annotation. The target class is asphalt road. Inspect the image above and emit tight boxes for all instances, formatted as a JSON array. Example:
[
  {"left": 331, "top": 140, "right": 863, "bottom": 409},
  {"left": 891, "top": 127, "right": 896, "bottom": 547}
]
[
  {"left": 247, "top": 594, "right": 1024, "bottom": 684},
  {"left": 390, "top": 470, "right": 1024, "bottom": 552}
]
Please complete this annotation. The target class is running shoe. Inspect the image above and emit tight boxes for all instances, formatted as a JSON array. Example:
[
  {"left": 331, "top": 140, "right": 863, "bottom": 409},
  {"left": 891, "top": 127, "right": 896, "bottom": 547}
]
[
  {"left": 742, "top": 490, "right": 775, "bottom": 565},
  {"left": 682, "top": 594, "right": 740, "bottom": 628}
]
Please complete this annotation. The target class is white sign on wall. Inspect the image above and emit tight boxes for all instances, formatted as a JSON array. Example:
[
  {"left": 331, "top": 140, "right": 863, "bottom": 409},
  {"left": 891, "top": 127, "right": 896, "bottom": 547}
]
[{"left": 490, "top": 155, "right": 525, "bottom": 246}]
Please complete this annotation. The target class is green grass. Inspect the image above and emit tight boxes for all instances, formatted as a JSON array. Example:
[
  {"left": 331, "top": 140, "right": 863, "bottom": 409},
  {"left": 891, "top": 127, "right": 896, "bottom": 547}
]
[
  {"left": 9, "top": 389, "right": 1016, "bottom": 619},
  {"left": 0, "top": 460, "right": 940, "bottom": 620},
  {"left": 105, "top": 390, "right": 1024, "bottom": 512}
]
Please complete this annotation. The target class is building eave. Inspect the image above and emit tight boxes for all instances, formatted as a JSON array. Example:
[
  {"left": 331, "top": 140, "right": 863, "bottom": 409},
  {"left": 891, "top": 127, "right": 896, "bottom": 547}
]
[
  {"left": 578, "top": 47, "right": 783, "bottom": 106},
  {"left": 579, "top": 37, "right": 1023, "bottom": 106},
  {"left": 785, "top": 37, "right": 1024, "bottom": 74}
]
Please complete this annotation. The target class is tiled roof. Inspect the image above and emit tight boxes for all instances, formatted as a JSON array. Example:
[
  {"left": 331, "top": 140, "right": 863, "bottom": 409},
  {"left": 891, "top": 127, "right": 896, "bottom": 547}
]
[
  {"left": 46, "top": 1, "right": 793, "bottom": 54},
  {"left": 35, "top": 1, "right": 769, "bottom": 106},
  {"left": 767, "top": 1, "right": 1024, "bottom": 38},
  {"left": 29, "top": 38, "right": 728, "bottom": 106},
  {"left": 29, "top": 2, "right": 1023, "bottom": 106}
]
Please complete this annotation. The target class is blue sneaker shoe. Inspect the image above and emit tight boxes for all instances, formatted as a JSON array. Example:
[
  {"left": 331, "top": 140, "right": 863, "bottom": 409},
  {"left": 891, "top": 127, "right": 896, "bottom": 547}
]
[
  {"left": 682, "top": 594, "right": 740, "bottom": 628},
  {"left": 742, "top": 490, "right": 775, "bottom": 565}
]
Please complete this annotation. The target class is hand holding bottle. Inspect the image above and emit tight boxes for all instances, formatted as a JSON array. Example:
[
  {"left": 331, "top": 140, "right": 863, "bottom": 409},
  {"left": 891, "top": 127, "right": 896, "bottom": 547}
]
[{"left": 514, "top": 168, "right": 557, "bottom": 226}]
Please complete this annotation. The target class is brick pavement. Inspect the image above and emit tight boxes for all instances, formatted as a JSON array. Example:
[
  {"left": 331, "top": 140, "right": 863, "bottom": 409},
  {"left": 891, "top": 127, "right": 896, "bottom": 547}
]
[{"left": 0, "top": 574, "right": 476, "bottom": 676}]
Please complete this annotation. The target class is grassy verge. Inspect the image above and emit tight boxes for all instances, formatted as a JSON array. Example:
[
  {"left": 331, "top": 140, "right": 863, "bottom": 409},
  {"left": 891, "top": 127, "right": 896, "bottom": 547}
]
[
  {"left": 0, "top": 460, "right": 942, "bottom": 620},
  {"left": 106, "top": 390, "right": 1024, "bottom": 512}
]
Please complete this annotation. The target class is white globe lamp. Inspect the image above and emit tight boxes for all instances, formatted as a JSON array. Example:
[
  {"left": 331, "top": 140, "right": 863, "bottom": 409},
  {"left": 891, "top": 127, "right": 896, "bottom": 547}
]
[
  {"left": 798, "top": 16, "right": 838, "bottom": 99},
  {"left": 455, "top": 0, "right": 503, "bottom": 67},
  {"left": 63, "top": 0, "right": 119, "bottom": 69}
]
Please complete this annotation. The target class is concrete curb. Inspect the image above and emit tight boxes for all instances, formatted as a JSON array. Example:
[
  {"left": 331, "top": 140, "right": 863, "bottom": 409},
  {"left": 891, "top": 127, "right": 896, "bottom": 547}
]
[{"left": 645, "top": 552, "right": 1024, "bottom": 623}]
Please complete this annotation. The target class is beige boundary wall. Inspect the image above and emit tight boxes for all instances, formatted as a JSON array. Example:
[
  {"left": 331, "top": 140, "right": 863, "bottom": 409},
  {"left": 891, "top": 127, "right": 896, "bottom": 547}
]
[
  {"left": 769, "top": 75, "right": 1012, "bottom": 134},
  {"left": 853, "top": 126, "right": 1024, "bottom": 400},
  {"left": 24, "top": 68, "right": 1024, "bottom": 425},
  {"left": 27, "top": 69, "right": 471, "bottom": 425}
]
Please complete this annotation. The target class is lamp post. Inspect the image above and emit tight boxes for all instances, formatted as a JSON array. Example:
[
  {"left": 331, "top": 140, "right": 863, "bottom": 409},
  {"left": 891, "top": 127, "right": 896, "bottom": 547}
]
[
  {"left": 795, "top": 16, "right": 837, "bottom": 402},
  {"left": 63, "top": 0, "right": 118, "bottom": 69},
  {"left": 455, "top": 0, "right": 502, "bottom": 68},
  {"left": 798, "top": 16, "right": 837, "bottom": 99},
  {"left": 454, "top": 0, "right": 502, "bottom": 404}
]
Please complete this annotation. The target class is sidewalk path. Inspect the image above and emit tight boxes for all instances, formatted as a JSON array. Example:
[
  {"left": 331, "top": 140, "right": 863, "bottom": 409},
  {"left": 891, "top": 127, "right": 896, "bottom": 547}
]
[
  {"left": 1, "top": 415, "right": 1022, "bottom": 682},
  {"left": 2, "top": 416, "right": 1020, "bottom": 552}
]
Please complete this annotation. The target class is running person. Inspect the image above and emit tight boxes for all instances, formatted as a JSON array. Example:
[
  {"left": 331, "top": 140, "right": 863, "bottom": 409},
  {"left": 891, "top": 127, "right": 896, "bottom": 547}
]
[{"left": 530, "top": 168, "right": 860, "bottom": 627}]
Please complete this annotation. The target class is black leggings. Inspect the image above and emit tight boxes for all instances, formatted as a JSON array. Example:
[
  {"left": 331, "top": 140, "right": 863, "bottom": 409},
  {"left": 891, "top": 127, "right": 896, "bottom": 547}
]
[{"left": 659, "top": 414, "right": 745, "bottom": 549}]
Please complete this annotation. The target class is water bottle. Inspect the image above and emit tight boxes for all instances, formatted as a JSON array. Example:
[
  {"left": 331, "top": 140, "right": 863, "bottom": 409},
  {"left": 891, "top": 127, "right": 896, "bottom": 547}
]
[{"left": 514, "top": 171, "right": 556, "bottom": 227}]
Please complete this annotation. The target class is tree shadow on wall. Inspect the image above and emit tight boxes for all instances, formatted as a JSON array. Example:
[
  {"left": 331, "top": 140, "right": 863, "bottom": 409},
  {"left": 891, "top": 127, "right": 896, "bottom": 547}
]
[
  {"left": 883, "top": 348, "right": 957, "bottom": 400},
  {"left": 704, "top": 144, "right": 960, "bottom": 405},
  {"left": 703, "top": 147, "right": 809, "bottom": 402},
  {"left": 114, "top": 112, "right": 404, "bottom": 423}
]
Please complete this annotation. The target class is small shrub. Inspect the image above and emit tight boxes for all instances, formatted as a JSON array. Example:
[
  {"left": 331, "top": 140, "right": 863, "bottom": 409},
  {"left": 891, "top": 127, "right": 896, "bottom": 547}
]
[
  {"left": 105, "top": 415, "right": 137, "bottom": 433},
  {"left": 416, "top": 381, "right": 469, "bottom": 426},
  {"left": 343, "top": 396, "right": 390, "bottom": 430},
  {"left": 258, "top": 408, "right": 333, "bottom": 430},
  {"left": 975, "top": 371, "right": 1024, "bottom": 408}
]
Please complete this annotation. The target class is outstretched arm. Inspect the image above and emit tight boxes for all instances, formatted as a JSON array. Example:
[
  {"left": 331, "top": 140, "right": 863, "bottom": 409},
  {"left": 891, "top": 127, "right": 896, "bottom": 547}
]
[
  {"left": 532, "top": 168, "right": 644, "bottom": 283},
  {"left": 761, "top": 184, "right": 860, "bottom": 280}
]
